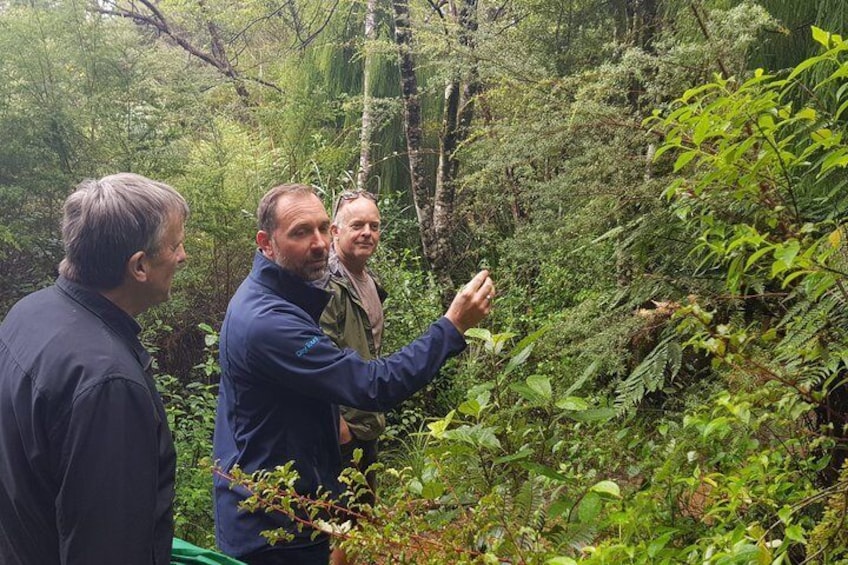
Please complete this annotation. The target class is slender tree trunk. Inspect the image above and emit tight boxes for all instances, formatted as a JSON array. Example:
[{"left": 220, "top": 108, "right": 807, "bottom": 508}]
[
  {"left": 433, "top": 0, "right": 480, "bottom": 299},
  {"left": 357, "top": 0, "right": 378, "bottom": 190},
  {"left": 392, "top": 0, "right": 436, "bottom": 261},
  {"left": 393, "top": 0, "right": 482, "bottom": 305}
]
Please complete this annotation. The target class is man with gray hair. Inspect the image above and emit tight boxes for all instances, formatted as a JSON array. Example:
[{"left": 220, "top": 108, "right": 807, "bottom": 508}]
[{"left": 0, "top": 173, "right": 189, "bottom": 565}]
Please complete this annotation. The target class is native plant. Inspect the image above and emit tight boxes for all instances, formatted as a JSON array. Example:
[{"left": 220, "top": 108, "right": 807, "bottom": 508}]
[
  {"left": 590, "top": 26, "right": 848, "bottom": 562},
  {"left": 158, "top": 323, "right": 221, "bottom": 547},
  {"left": 218, "top": 327, "right": 626, "bottom": 563}
]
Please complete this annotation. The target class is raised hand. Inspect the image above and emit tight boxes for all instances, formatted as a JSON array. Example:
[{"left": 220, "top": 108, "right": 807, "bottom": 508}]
[{"left": 445, "top": 270, "right": 495, "bottom": 335}]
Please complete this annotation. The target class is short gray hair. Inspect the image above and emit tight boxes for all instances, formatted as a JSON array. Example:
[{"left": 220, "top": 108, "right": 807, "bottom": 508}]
[
  {"left": 257, "top": 183, "right": 316, "bottom": 233},
  {"left": 59, "top": 173, "right": 189, "bottom": 290}
]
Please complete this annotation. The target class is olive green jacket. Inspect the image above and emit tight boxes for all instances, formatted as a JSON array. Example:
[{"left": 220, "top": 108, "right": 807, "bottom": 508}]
[{"left": 320, "top": 255, "right": 388, "bottom": 441}]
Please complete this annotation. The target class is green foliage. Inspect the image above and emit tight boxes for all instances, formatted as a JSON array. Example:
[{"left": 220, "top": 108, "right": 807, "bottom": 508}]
[
  {"left": 6, "top": 1, "right": 848, "bottom": 562},
  {"left": 615, "top": 333, "right": 683, "bottom": 415},
  {"left": 223, "top": 327, "right": 626, "bottom": 563},
  {"left": 156, "top": 323, "right": 220, "bottom": 548}
]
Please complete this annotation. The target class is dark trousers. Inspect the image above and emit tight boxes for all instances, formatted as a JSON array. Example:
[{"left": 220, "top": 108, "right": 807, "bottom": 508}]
[{"left": 240, "top": 539, "right": 330, "bottom": 565}]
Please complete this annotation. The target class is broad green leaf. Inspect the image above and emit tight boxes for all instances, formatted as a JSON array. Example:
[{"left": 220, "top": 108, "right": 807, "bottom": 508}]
[
  {"left": 784, "top": 525, "right": 805, "bottom": 543},
  {"left": 464, "top": 327, "right": 492, "bottom": 343},
  {"left": 508, "top": 325, "right": 550, "bottom": 358},
  {"left": 510, "top": 382, "right": 542, "bottom": 403},
  {"left": 490, "top": 331, "right": 518, "bottom": 355},
  {"left": 577, "top": 491, "right": 602, "bottom": 523},
  {"left": 702, "top": 416, "right": 730, "bottom": 439},
  {"left": 789, "top": 55, "right": 825, "bottom": 81},
  {"left": 546, "top": 558, "right": 577, "bottom": 565},
  {"left": 503, "top": 344, "right": 535, "bottom": 376},
  {"left": 421, "top": 480, "right": 444, "bottom": 499},
  {"left": 771, "top": 241, "right": 800, "bottom": 276},
  {"left": 556, "top": 396, "right": 589, "bottom": 411},
  {"left": 527, "top": 374, "right": 552, "bottom": 401},
  {"left": 443, "top": 424, "right": 501, "bottom": 450},
  {"left": 673, "top": 150, "right": 697, "bottom": 172},
  {"left": 812, "top": 26, "right": 832, "bottom": 48},
  {"left": 590, "top": 480, "right": 621, "bottom": 498},
  {"left": 745, "top": 245, "right": 774, "bottom": 270},
  {"left": 810, "top": 128, "right": 835, "bottom": 145},
  {"left": 795, "top": 107, "right": 817, "bottom": 121},
  {"left": 647, "top": 531, "right": 676, "bottom": 558},
  {"left": 458, "top": 398, "right": 482, "bottom": 417},
  {"left": 427, "top": 410, "right": 455, "bottom": 438}
]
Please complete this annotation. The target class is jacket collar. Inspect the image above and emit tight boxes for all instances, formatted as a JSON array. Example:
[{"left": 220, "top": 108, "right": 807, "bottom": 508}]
[
  {"left": 250, "top": 250, "right": 331, "bottom": 322},
  {"left": 55, "top": 276, "right": 151, "bottom": 371}
]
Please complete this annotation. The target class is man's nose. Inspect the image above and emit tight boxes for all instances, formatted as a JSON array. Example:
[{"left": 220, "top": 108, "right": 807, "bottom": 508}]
[{"left": 312, "top": 229, "right": 329, "bottom": 249}]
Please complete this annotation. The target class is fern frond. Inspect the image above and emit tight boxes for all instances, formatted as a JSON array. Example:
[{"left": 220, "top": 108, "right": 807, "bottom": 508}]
[
  {"left": 544, "top": 522, "right": 598, "bottom": 553},
  {"left": 615, "top": 334, "right": 682, "bottom": 416}
]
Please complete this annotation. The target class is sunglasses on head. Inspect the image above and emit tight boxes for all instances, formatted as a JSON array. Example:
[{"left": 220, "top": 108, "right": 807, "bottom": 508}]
[{"left": 332, "top": 190, "right": 378, "bottom": 218}]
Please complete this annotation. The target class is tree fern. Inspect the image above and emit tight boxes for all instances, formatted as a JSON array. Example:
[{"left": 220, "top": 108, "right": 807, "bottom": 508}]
[
  {"left": 615, "top": 333, "right": 683, "bottom": 416},
  {"left": 775, "top": 294, "right": 838, "bottom": 364}
]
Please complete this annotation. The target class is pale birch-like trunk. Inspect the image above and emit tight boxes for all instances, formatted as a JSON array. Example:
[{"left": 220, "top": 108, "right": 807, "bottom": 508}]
[{"left": 357, "top": 0, "right": 378, "bottom": 190}]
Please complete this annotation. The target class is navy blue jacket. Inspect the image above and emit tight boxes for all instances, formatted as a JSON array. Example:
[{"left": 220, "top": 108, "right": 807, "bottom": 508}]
[
  {"left": 213, "top": 252, "right": 466, "bottom": 557},
  {"left": 0, "top": 277, "right": 176, "bottom": 565}
]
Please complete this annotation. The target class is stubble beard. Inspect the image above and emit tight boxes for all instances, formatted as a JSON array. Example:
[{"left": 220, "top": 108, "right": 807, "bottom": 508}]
[{"left": 271, "top": 244, "right": 328, "bottom": 282}]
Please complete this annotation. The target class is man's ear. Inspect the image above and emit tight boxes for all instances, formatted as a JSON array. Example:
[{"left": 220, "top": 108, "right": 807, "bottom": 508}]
[
  {"left": 126, "top": 250, "right": 147, "bottom": 283},
  {"left": 330, "top": 223, "right": 340, "bottom": 239},
  {"left": 256, "top": 231, "right": 272, "bottom": 257}
]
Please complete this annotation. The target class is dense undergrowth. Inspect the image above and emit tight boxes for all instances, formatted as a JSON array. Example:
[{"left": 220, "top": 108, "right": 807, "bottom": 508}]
[
  {"left": 2, "top": 0, "right": 848, "bottom": 563},
  {"left": 204, "top": 27, "right": 848, "bottom": 564}
]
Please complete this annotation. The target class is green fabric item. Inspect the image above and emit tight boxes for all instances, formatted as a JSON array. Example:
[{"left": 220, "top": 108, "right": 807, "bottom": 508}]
[
  {"left": 171, "top": 538, "right": 246, "bottom": 565},
  {"left": 320, "top": 266, "right": 387, "bottom": 440}
]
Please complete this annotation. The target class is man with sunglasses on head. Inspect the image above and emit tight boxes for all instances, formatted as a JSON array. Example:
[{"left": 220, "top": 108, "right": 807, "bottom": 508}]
[
  {"left": 213, "top": 184, "right": 495, "bottom": 565},
  {"left": 321, "top": 190, "right": 384, "bottom": 565}
]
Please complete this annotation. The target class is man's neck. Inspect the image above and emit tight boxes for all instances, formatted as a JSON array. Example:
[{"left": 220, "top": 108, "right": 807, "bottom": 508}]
[
  {"left": 100, "top": 286, "right": 143, "bottom": 318},
  {"left": 337, "top": 253, "right": 367, "bottom": 277}
]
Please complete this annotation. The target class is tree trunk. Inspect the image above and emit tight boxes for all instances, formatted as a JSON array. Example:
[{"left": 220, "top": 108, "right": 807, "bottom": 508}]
[
  {"left": 391, "top": 0, "right": 436, "bottom": 268},
  {"left": 357, "top": 0, "right": 378, "bottom": 191},
  {"left": 392, "top": 0, "right": 482, "bottom": 305}
]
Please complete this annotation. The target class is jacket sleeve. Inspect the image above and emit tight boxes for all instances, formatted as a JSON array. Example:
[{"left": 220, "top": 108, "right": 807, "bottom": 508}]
[
  {"left": 319, "top": 288, "right": 345, "bottom": 349},
  {"left": 54, "top": 376, "right": 163, "bottom": 565},
  {"left": 248, "top": 313, "right": 466, "bottom": 412}
]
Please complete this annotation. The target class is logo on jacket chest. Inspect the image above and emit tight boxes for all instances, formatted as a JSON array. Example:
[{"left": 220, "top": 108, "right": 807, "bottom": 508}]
[{"left": 296, "top": 336, "right": 320, "bottom": 357}]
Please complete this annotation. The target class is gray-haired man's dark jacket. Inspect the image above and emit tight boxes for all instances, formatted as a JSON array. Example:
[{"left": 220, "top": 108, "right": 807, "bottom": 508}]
[{"left": 0, "top": 277, "right": 176, "bottom": 565}]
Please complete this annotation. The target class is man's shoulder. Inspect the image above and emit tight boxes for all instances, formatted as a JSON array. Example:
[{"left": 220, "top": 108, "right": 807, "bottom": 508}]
[
  {"left": 0, "top": 287, "right": 146, "bottom": 397},
  {"left": 225, "top": 278, "right": 321, "bottom": 343}
]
